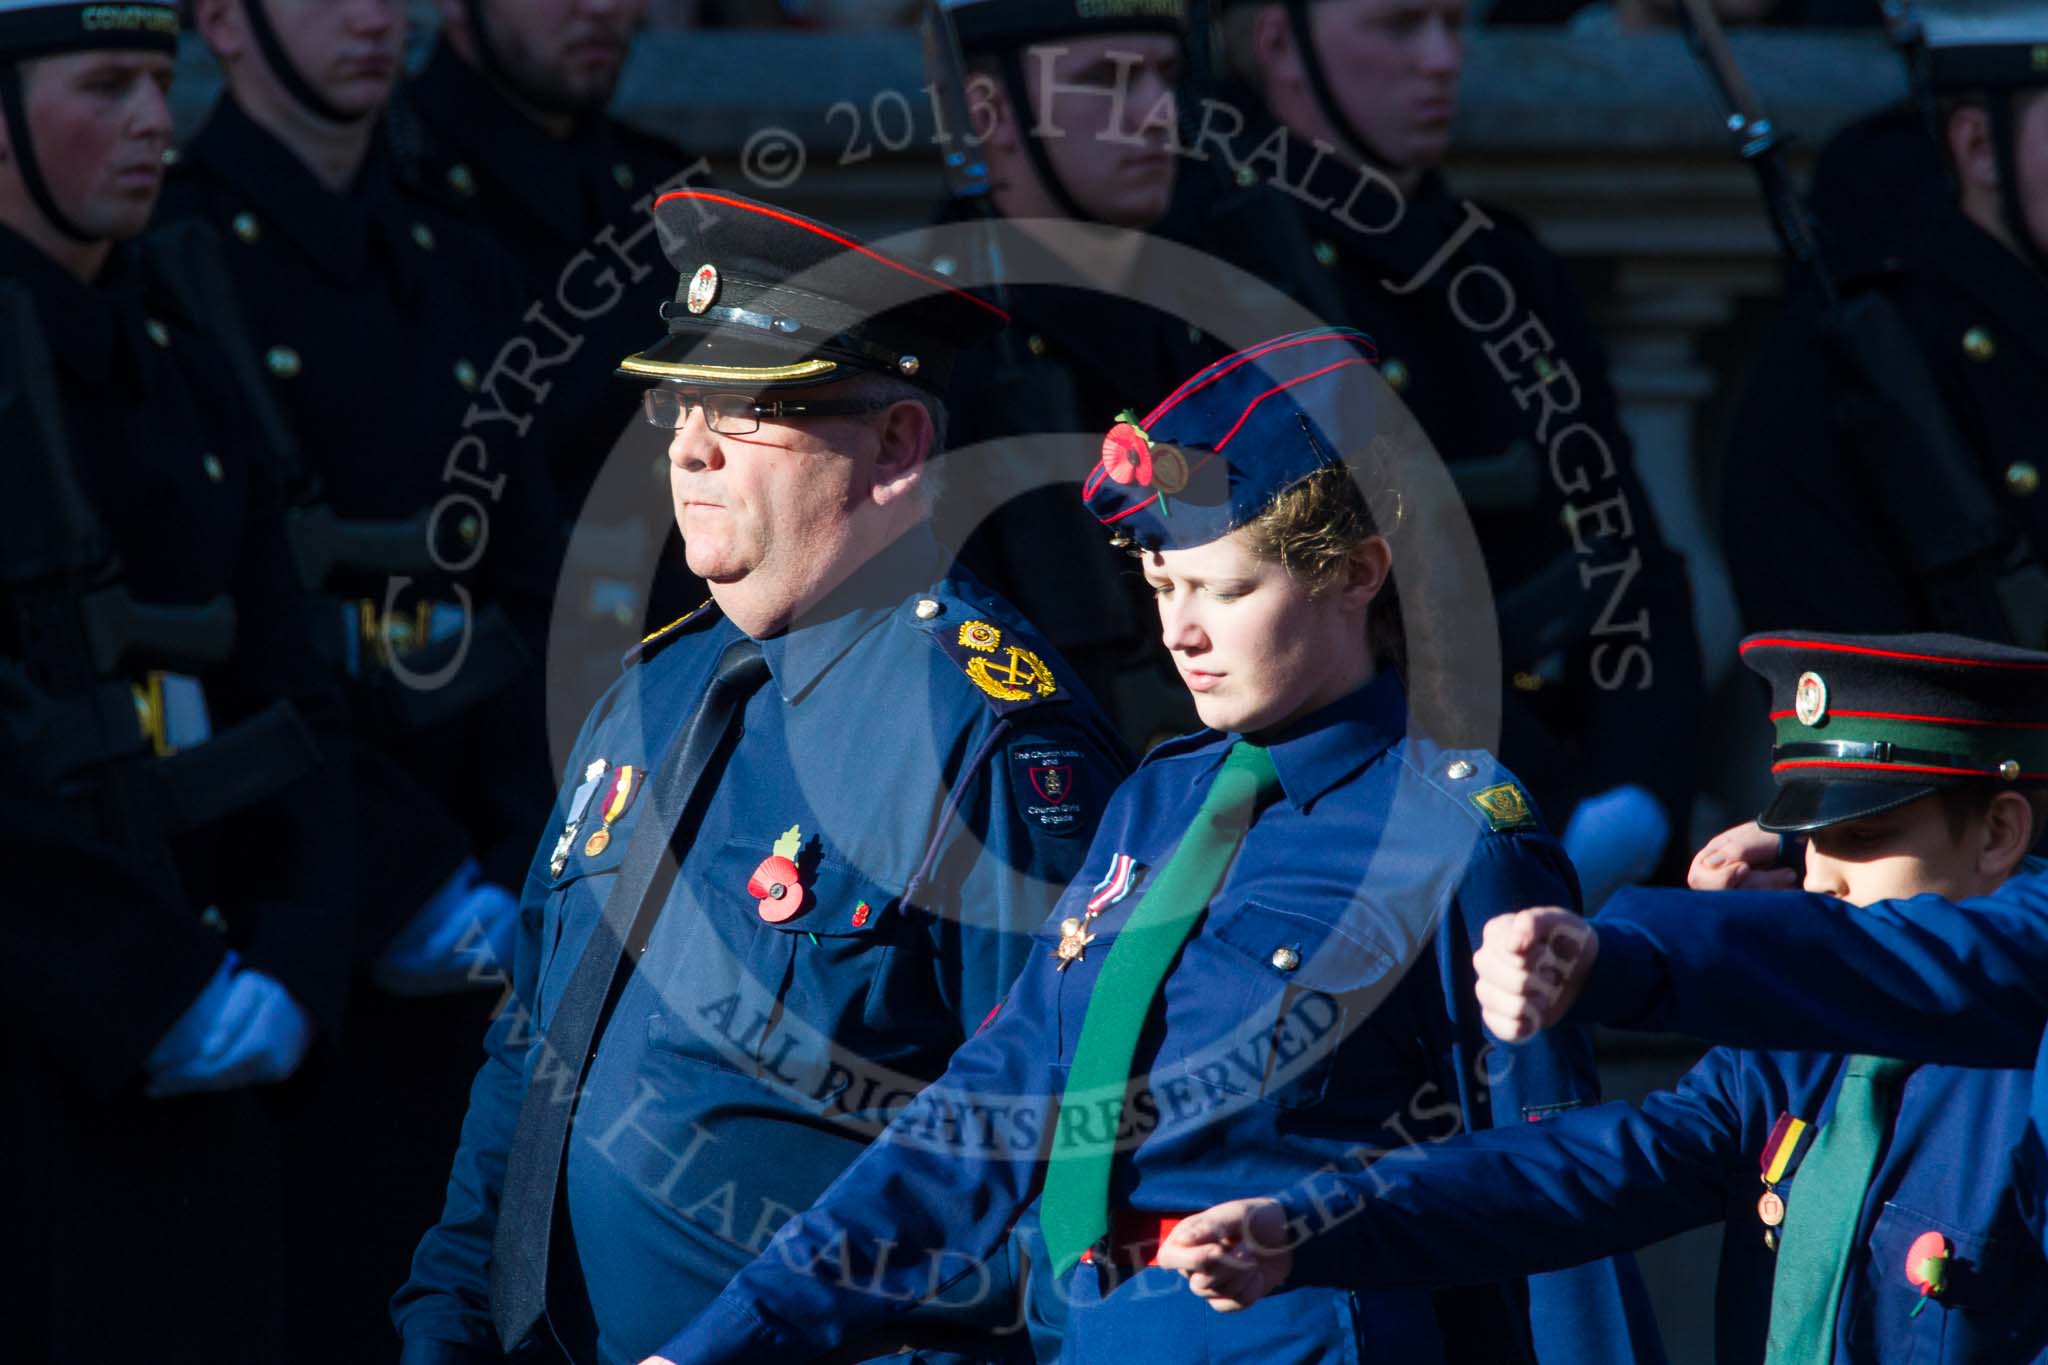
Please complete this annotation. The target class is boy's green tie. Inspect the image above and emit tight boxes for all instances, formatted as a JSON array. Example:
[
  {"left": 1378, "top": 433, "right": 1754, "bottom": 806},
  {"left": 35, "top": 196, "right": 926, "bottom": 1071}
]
[
  {"left": 1039, "top": 741, "right": 1284, "bottom": 1277},
  {"left": 1763, "top": 1055, "right": 1915, "bottom": 1364}
]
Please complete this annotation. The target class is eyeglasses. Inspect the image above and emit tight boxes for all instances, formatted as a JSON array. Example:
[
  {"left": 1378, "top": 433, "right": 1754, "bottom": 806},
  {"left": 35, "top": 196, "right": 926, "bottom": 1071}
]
[{"left": 639, "top": 387, "right": 889, "bottom": 435}]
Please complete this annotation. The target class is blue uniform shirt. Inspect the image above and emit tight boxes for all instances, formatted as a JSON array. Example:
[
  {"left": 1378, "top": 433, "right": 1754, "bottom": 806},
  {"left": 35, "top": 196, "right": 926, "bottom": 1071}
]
[
  {"left": 1580, "top": 862, "right": 2048, "bottom": 1069},
  {"left": 392, "top": 528, "right": 1128, "bottom": 1364},
  {"left": 1280, "top": 1046, "right": 2048, "bottom": 1363},
  {"left": 659, "top": 672, "right": 1660, "bottom": 1364},
  {"left": 1563, "top": 859, "right": 2048, "bottom": 1266}
]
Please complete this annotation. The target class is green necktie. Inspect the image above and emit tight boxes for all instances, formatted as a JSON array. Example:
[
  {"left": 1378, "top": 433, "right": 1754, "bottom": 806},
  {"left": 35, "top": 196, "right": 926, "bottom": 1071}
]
[
  {"left": 1039, "top": 741, "right": 1283, "bottom": 1277},
  {"left": 1764, "top": 1055, "right": 1916, "bottom": 1364}
]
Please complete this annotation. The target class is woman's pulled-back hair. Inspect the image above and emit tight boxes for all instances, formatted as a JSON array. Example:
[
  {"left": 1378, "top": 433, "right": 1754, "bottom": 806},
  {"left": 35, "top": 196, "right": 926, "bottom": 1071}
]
[{"left": 1239, "top": 452, "right": 1407, "bottom": 678}]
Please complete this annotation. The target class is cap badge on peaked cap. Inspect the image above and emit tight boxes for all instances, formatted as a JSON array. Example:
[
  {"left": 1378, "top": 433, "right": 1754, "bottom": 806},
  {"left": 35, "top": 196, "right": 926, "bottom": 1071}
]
[
  {"left": 1794, "top": 671, "right": 1828, "bottom": 727},
  {"left": 686, "top": 264, "right": 720, "bottom": 316},
  {"left": 619, "top": 190, "right": 1007, "bottom": 395}
]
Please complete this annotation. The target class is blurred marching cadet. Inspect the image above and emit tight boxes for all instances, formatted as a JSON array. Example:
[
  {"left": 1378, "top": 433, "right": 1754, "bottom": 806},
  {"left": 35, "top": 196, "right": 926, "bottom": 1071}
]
[
  {"left": 391, "top": 0, "right": 705, "bottom": 509},
  {"left": 1724, "top": 0, "right": 2048, "bottom": 649},
  {"left": 644, "top": 328, "right": 1662, "bottom": 1365},
  {"left": 1190, "top": 0, "right": 1704, "bottom": 905},
  {"left": 389, "top": 0, "right": 712, "bottom": 708},
  {"left": 921, "top": 0, "right": 1214, "bottom": 749},
  {"left": 0, "top": 0, "right": 352, "bottom": 1357},
  {"left": 153, "top": 0, "right": 571, "bottom": 1353},
  {"left": 390, "top": 190, "right": 1128, "bottom": 1365},
  {"left": 1799, "top": 2, "right": 1948, "bottom": 286},
  {"left": 1163, "top": 630, "right": 2048, "bottom": 1363}
]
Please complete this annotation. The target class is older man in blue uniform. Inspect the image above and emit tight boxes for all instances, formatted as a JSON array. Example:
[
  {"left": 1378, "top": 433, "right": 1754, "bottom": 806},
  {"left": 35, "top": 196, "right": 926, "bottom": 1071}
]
[
  {"left": 392, "top": 190, "right": 1128, "bottom": 1365},
  {"left": 642, "top": 327, "right": 1660, "bottom": 1365},
  {"left": 1163, "top": 631, "right": 2048, "bottom": 1361}
]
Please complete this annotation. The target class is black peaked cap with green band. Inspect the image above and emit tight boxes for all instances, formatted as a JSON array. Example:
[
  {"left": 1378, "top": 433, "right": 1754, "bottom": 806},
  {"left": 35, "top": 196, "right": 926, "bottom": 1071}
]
[{"left": 1739, "top": 631, "right": 2048, "bottom": 834}]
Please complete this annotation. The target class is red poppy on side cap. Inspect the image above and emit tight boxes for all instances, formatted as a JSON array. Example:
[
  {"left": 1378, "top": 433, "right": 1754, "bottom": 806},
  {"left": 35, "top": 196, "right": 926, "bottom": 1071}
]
[{"left": 1101, "top": 423, "right": 1154, "bottom": 487}]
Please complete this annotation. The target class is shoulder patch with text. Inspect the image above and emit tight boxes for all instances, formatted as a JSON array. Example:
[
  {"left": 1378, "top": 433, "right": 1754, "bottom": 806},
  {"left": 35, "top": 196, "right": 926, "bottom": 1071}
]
[{"left": 1011, "top": 745, "right": 1088, "bottom": 835}]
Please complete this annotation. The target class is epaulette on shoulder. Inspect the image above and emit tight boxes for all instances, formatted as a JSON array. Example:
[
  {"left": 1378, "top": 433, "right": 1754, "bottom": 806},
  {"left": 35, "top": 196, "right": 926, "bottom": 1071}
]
[
  {"left": 1417, "top": 748, "right": 1541, "bottom": 834},
  {"left": 622, "top": 598, "right": 720, "bottom": 669},
  {"left": 911, "top": 596, "right": 1069, "bottom": 717}
]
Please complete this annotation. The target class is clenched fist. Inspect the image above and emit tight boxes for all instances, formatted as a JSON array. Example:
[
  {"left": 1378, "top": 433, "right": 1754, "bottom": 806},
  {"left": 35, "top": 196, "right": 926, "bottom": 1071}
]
[{"left": 1471, "top": 907, "right": 1600, "bottom": 1042}]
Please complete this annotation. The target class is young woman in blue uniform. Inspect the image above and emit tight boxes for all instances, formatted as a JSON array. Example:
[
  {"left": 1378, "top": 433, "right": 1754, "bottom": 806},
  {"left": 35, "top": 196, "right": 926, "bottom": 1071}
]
[
  {"left": 642, "top": 327, "right": 1659, "bottom": 1365},
  {"left": 1163, "top": 630, "right": 2048, "bottom": 1363}
]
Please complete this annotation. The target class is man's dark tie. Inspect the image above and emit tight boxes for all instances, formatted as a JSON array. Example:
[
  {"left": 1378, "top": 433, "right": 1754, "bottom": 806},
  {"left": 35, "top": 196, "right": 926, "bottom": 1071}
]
[{"left": 490, "top": 637, "right": 769, "bottom": 1351}]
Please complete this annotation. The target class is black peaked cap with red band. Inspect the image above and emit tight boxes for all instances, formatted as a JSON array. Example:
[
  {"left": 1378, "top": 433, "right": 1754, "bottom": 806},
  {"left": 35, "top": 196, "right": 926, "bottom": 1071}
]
[
  {"left": 618, "top": 190, "right": 1008, "bottom": 396},
  {"left": 1740, "top": 630, "right": 2048, "bottom": 834},
  {"left": 1080, "top": 327, "right": 1379, "bottom": 553}
]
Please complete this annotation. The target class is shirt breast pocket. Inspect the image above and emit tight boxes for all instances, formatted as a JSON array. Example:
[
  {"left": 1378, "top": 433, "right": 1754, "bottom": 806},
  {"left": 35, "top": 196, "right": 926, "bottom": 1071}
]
[
  {"left": 533, "top": 843, "right": 630, "bottom": 1030},
  {"left": 1172, "top": 900, "right": 1396, "bottom": 1112},
  {"left": 644, "top": 838, "right": 909, "bottom": 1071},
  {"left": 1856, "top": 1200, "right": 2042, "bottom": 1365}
]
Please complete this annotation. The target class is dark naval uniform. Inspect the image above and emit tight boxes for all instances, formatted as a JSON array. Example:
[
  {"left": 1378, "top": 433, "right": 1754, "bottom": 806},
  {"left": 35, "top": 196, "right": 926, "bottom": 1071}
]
[
  {"left": 0, "top": 224, "right": 352, "bottom": 1048},
  {"left": 1, "top": 215, "right": 352, "bottom": 1360},
  {"left": 153, "top": 91, "right": 571, "bottom": 1362},
  {"left": 1186, "top": 108, "right": 1703, "bottom": 848},
  {"left": 655, "top": 329, "right": 1659, "bottom": 1365},
  {"left": 1725, "top": 188, "right": 2048, "bottom": 647},
  {"left": 158, "top": 91, "right": 566, "bottom": 948},
  {"left": 1805, "top": 103, "right": 1947, "bottom": 285},
  {"left": 1727, "top": 9, "right": 2048, "bottom": 649},
  {"left": 390, "top": 35, "right": 713, "bottom": 716},
  {"left": 393, "top": 191, "right": 1130, "bottom": 1365},
  {"left": 924, "top": 0, "right": 1209, "bottom": 747},
  {"left": 936, "top": 211, "right": 1212, "bottom": 750},
  {"left": 391, "top": 35, "right": 708, "bottom": 513}
]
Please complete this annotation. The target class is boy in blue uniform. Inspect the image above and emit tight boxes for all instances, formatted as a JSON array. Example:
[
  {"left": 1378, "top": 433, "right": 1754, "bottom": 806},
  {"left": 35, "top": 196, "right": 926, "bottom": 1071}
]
[
  {"left": 392, "top": 191, "right": 1129, "bottom": 1365},
  {"left": 644, "top": 327, "right": 1658, "bottom": 1365},
  {"left": 1164, "top": 630, "right": 2048, "bottom": 1362}
]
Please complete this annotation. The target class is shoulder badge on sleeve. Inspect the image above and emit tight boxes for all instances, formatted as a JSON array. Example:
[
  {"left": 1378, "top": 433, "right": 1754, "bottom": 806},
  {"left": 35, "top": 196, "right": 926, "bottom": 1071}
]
[
  {"left": 918, "top": 603, "right": 1066, "bottom": 715},
  {"left": 1418, "top": 747, "right": 1541, "bottom": 833},
  {"left": 621, "top": 597, "right": 720, "bottom": 668},
  {"left": 1469, "top": 781, "right": 1537, "bottom": 832}
]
